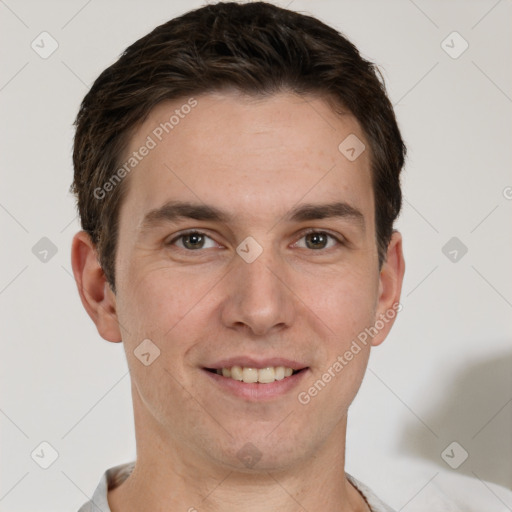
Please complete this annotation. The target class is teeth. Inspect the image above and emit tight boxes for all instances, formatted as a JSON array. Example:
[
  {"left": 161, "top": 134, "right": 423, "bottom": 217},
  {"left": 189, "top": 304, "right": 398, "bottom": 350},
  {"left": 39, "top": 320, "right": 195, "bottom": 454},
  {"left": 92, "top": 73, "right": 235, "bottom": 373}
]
[
  {"left": 257, "top": 367, "right": 276, "bottom": 383},
  {"left": 231, "top": 365, "right": 243, "bottom": 381},
  {"left": 214, "top": 366, "right": 298, "bottom": 384},
  {"left": 274, "top": 366, "right": 285, "bottom": 380},
  {"left": 242, "top": 367, "right": 258, "bottom": 383}
]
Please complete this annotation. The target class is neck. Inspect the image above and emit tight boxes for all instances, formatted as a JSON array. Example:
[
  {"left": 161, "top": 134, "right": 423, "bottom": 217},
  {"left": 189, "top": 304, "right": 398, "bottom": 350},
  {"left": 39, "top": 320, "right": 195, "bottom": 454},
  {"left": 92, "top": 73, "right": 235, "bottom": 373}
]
[{"left": 108, "top": 393, "right": 370, "bottom": 512}]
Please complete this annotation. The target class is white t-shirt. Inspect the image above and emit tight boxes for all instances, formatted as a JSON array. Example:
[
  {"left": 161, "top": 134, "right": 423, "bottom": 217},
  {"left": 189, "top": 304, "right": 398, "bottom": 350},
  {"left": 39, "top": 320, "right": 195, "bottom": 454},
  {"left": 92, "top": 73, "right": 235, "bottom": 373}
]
[{"left": 77, "top": 461, "right": 396, "bottom": 512}]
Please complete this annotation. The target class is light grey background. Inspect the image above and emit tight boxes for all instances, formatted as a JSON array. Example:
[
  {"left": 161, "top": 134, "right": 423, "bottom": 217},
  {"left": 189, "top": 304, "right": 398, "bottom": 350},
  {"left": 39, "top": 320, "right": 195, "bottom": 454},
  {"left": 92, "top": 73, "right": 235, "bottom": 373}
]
[{"left": 1, "top": 1, "right": 511, "bottom": 510}]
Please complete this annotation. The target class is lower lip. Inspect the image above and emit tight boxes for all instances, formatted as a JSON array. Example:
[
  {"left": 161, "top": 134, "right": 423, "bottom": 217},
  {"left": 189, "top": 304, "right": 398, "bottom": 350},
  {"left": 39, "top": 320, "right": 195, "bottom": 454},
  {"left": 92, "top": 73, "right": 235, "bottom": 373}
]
[{"left": 202, "top": 368, "right": 309, "bottom": 401}]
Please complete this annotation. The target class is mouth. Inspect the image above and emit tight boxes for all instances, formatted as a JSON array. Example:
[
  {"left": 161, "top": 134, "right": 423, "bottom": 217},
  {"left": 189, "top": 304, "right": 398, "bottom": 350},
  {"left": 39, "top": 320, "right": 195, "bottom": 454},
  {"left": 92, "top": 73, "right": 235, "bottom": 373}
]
[
  {"left": 201, "top": 360, "right": 309, "bottom": 401},
  {"left": 204, "top": 365, "right": 307, "bottom": 384}
]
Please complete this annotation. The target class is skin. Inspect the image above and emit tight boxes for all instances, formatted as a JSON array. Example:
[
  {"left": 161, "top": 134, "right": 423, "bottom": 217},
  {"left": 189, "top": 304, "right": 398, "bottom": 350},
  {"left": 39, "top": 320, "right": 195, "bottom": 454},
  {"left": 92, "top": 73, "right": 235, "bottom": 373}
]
[{"left": 72, "top": 91, "right": 405, "bottom": 512}]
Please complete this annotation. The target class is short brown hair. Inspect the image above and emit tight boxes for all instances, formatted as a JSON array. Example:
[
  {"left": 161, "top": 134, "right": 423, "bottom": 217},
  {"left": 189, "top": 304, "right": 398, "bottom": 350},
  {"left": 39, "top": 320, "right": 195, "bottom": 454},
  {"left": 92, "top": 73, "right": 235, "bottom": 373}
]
[{"left": 72, "top": 1, "right": 406, "bottom": 291}]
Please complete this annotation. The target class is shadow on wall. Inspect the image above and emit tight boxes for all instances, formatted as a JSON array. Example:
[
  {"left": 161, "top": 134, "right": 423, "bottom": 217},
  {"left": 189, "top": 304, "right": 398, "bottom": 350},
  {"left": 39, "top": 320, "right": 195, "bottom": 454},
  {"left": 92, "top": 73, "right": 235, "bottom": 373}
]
[{"left": 400, "top": 349, "right": 512, "bottom": 490}]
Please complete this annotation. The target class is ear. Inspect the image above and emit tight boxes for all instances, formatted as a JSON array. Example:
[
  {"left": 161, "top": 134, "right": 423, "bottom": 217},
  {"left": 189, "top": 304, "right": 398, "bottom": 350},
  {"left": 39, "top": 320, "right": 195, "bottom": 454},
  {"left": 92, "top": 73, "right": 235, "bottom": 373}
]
[
  {"left": 371, "top": 230, "right": 405, "bottom": 347},
  {"left": 71, "top": 231, "right": 122, "bottom": 343}
]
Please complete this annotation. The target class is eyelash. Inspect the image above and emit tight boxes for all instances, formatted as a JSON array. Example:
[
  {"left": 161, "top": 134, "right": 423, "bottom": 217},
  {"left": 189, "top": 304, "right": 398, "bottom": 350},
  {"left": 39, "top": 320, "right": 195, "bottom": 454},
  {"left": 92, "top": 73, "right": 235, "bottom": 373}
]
[{"left": 166, "top": 229, "right": 344, "bottom": 253}]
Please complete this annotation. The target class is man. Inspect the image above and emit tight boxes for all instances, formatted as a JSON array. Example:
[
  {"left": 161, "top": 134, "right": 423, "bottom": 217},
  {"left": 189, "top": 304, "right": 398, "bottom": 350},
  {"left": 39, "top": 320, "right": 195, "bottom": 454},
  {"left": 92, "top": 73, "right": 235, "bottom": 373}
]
[{"left": 71, "top": 2, "right": 405, "bottom": 511}]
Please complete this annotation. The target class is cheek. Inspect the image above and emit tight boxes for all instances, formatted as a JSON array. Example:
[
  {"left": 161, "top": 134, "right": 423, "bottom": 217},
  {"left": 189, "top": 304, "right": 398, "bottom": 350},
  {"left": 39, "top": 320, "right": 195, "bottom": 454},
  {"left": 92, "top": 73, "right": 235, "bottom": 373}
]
[
  {"left": 297, "top": 268, "right": 377, "bottom": 402},
  {"left": 115, "top": 265, "right": 219, "bottom": 352},
  {"left": 115, "top": 268, "right": 216, "bottom": 426},
  {"left": 307, "top": 268, "right": 378, "bottom": 343}
]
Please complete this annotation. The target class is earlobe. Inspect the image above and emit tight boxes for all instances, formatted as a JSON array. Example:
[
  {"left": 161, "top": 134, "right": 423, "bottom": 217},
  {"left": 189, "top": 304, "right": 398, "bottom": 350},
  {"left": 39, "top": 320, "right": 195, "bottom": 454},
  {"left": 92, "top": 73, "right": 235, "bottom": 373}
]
[
  {"left": 71, "top": 231, "right": 122, "bottom": 343},
  {"left": 371, "top": 230, "right": 405, "bottom": 347}
]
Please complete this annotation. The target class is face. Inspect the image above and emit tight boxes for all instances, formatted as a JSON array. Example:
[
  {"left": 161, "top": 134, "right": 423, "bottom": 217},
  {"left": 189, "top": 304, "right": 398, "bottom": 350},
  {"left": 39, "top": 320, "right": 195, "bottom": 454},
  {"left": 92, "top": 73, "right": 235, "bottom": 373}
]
[{"left": 80, "top": 91, "right": 404, "bottom": 472}]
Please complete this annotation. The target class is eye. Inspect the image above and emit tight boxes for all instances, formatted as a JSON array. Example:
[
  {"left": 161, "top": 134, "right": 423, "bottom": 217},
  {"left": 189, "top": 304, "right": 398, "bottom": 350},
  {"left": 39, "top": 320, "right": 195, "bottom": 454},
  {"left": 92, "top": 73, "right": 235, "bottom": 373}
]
[
  {"left": 294, "top": 230, "right": 342, "bottom": 250},
  {"left": 166, "top": 229, "right": 343, "bottom": 253},
  {"left": 167, "top": 231, "right": 218, "bottom": 251}
]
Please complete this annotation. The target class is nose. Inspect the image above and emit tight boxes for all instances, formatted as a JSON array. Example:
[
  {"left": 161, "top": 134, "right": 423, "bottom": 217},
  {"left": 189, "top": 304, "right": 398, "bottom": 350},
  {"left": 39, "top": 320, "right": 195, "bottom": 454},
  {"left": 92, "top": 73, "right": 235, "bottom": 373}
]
[{"left": 220, "top": 244, "right": 296, "bottom": 337}]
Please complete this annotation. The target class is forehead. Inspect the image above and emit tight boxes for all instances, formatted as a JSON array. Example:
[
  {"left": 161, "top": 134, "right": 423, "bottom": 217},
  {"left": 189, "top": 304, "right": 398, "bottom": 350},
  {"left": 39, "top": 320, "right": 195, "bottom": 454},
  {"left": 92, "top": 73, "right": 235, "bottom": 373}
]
[{"left": 118, "top": 91, "right": 374, "bottom": 231}]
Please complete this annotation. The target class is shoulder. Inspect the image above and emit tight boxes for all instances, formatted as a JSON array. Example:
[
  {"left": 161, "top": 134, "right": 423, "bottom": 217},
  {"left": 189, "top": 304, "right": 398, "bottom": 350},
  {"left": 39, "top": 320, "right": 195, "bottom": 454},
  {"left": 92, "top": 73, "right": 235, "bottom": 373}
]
[{"left": 76, "top": 461, "right": 136, "bottom": 512}]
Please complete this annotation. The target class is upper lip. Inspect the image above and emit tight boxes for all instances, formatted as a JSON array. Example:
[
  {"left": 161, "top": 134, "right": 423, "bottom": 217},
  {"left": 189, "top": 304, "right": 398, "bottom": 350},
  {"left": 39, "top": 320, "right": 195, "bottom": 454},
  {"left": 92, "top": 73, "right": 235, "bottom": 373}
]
[{"left": 204, "top": 357, "right": 308, "bottom": 371}]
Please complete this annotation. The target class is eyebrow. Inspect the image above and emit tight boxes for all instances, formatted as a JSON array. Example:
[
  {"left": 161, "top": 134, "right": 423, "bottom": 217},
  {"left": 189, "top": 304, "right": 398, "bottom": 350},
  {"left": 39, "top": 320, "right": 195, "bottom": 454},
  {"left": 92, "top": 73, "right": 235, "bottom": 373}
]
[{"left": 140, "top": 200, "right": 365, "bottom": 232}]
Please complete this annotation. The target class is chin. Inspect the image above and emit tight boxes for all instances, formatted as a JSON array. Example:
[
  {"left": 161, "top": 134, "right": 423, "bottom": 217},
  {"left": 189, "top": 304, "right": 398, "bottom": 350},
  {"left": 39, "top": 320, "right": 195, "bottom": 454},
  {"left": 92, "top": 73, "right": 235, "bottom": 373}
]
[{"left": 204, "top": 429, "right": 312, "bottom": 473}]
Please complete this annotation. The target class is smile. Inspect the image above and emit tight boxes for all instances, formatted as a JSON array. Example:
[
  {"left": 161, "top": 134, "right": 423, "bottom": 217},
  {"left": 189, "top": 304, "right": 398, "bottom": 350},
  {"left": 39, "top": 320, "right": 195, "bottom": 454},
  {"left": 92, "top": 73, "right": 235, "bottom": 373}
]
[
  {"left": 205, "top": 365, "right": 304, "bottom": 384},
  {"left": 202, "top": 363, "right": 309, "bottom": 401}
]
